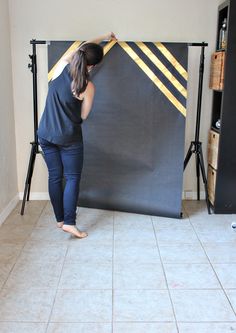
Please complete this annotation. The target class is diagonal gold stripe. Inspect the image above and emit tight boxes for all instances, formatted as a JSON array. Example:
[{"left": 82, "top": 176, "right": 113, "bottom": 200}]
[
  {"left": 48, "top": 40, "right": 117, "bottom": 82},
  {"left": 155, "top": 42, "right": 188, "bottom": 81},
  {"left": 103, "top": 40, "right": 117, "bottom": 55},
  {"left": 48, "top": 41, "right": 82, "bottom": 82},
  {"left": 118, "top": 42, "right": 186, "bottom": 117},
  {"left": 136, "top": 42, "right": 187, "bottom": 98}
]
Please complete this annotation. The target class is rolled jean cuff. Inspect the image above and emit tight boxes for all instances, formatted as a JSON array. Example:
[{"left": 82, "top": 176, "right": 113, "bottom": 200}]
[
  {"left": 63, "top": 219, "right": 76, "bottom": 226},
  {"left": 56, "top": 217, "right": 64, "bottom": 222}
]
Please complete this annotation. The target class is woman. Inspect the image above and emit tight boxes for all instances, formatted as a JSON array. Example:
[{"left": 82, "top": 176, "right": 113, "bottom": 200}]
[{"left": 37, "top": 32, "right": 117, "bottom": 238}]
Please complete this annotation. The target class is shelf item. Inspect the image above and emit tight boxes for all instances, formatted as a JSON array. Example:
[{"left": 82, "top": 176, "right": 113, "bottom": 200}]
[
  {"left": 208, "top": 130, "right": 219, "bottom": 170},
  {"left": 218, "top": 17, "right": 228, "bottom": 50},
  {"left": 211, "top": 91, "right": 222, "bottom": 130},
  {"left": 209, "top": 51, "right": 225, "bottom": 90},
  {"left": 208, "top": 165, "right": 217, "bottom": 205},
  {"left": 217, "top": 4, "right": 229, "bottom": 50}
]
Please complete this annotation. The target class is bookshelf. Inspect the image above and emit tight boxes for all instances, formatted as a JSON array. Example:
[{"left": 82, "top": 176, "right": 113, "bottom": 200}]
[{"left": 208, "top": 0, "right": 236, "bottom": 213}]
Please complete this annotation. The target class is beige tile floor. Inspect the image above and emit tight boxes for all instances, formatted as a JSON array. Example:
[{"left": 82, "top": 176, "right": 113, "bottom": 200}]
[{"left": 0, "top": 200, "right": 236, "bottom": 333}]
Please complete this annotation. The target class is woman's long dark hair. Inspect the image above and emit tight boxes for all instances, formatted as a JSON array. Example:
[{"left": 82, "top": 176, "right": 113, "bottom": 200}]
[{"left": 70, "top": 42, "right": 103, "bottom": 98}]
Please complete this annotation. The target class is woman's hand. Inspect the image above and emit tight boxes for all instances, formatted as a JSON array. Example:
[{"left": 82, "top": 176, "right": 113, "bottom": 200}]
[
  {"left": 59, "top": 32, "right": 118, "bottom": 64},
  {"left": 106, "top": 32, "right": 117, "bottom": 41},
  {"left": 85, "top": 32, "right": 118, "bottom": 45}
]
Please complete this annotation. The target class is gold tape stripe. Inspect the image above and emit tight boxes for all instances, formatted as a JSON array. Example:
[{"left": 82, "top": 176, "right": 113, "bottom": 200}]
[
  {"left": 155, "top": 42, "right": 188, "bottom": 81},
  {"left": 103, "top": 40, "right": 117, "bottom": 55},
  {"left": 136, "top": 42, "right": 187, "bottom": 98},
  {"left": 48, "top": 40, "right": 116, "bottom": 82},
  {"left": 48, "top": 41, "right": 82, "bottom": 82},
  {"left": 118, "top": 42, "right": 186, "bottom": 117}
]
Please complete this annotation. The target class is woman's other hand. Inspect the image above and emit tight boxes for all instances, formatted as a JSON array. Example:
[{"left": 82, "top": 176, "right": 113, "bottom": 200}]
[{"left": 107, "top": 32, "right": 117, "bottom": 41}]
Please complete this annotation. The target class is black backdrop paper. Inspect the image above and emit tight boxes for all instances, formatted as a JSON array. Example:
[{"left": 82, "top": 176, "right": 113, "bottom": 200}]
[{"left": 47, "top": 41, "right": 188, "bottom": 218}]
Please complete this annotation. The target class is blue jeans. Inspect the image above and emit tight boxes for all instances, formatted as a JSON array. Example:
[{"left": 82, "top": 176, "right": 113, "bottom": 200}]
[{"left": 38, "top": 136, "right": 84, "bottom": 225}]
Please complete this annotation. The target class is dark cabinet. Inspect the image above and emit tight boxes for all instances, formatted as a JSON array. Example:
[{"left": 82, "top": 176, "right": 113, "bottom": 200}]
[{"left": 208, "top": 0, "right": 236, "bottom": 213}]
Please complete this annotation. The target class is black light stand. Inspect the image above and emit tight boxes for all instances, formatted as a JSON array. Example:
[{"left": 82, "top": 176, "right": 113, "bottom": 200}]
[
  {"left": 184, "top": 42, "right": 211, "bottom": 214},
  {"left": 20, "top": 39, "right": 47, "bottom": 215}
]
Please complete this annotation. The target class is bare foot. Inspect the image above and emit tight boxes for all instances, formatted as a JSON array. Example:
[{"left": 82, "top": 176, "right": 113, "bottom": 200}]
[
  {"left": 57, "top": 222, "right": 64, "bottom": 228},
  {"left": 62, "top": 225, "right": 88, "bottom": 238}
]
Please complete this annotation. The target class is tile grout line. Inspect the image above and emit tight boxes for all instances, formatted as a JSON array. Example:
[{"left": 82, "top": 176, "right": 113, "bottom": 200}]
[
  {"left": 151, "top": 216, "right": 180, "bottom": 333},
  {"left": 44, "top": 205, "right": 71, "bottom": 333},
  {"left": 1, "top": 287, "right": 235, "bottom": 291},
  {"left": 24, "top": 200, "right": 64, "bottom": 333},
  {"left": 1, "top": 320, "right": 236, "bottom": 323},
  {"left": 186, "top": 205, "right": 236, "bottom": 318},
  {"left": 43, "top": 209, "right": 114, "bottom": 331},
  {"left": 0, "top": 201, "right": 49, "bottom": 292},
  {"left": 45, "top": 244, "right": 69, "bottom": 333}
]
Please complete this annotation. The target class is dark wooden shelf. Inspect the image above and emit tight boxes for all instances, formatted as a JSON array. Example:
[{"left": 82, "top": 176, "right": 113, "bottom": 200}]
[
  {"left": 211, "top": 127, "right": 220, "bottom": 134},
  {"left": 209, "top": 0, "right": 236, "bottom": 214}
]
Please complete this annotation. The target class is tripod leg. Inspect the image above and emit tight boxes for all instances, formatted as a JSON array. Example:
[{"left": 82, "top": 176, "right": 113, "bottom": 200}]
[
  {"left": 26, "top": 144, "right": 37, "bottom": 201},
  {"left": 21, "top": 185, "right": 29, "bottom": 216},
  {"left": 20, "top": 143, "right": 37, "bottom": 215},
  {"left": 196, "top": 153, "right": 200, "bottom": 200},
  {"left": 184, "top": 142, "right": 194, "bottom": 170},
  {"left": 198, "top": 147, "right": 211, "bottom": 214}
]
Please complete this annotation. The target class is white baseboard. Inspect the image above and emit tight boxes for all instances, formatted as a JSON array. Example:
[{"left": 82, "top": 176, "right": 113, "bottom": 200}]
[
  {"left": 19, "top": 191, "right": 205, "bottom": 201},
  {"left": 0, "top": 190, "right": 207, "bottom": 227},
  {"left": 182, "top": 191, "right": 206, "bottom": 200},
  {"left": 0, "top": 194, "right": 20, "bottom": 227},
  {"left": 19, "top": 192, "right": 50, "bottom": 200}
]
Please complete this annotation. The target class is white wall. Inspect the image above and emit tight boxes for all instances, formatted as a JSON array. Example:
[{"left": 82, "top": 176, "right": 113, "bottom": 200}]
[
  {"left": 8, "top": 0, "right": 222, "bottom": 200},
  {"left": 0, "top": 0, "right": 18, "bottom": 222}
]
